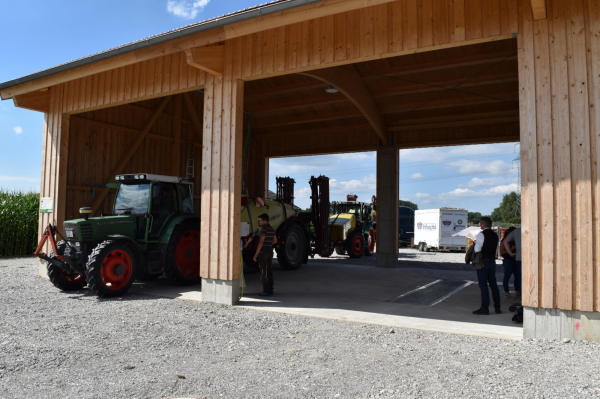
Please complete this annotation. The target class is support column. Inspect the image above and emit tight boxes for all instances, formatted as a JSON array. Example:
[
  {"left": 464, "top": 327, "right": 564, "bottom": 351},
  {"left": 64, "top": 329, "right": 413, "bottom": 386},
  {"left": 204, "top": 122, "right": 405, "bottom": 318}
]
[
  {"left": 200, "top": 40, "right": 244, "bottom": 305},
  {"left": 518, "top": 0, "right": 600, "bottom": 340},
  {"left": 375, "top": 143, "right": 399, "bottom": 268}
]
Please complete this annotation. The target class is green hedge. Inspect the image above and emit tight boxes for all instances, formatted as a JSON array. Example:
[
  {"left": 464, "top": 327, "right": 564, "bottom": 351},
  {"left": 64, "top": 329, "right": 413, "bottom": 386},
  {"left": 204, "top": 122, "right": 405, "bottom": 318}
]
[{"left": 0, "top": 190, "right": 40, "bottom": 257}]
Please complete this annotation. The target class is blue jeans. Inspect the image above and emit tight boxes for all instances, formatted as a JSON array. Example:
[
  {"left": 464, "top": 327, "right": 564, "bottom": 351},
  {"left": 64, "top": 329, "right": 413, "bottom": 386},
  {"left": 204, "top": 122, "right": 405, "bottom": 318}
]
[
  {"left": 477, "top": 259, "right": 501, "bottom": 310},
  {"left": 502, "top": 257, "right": 521, "bottom": 293}
]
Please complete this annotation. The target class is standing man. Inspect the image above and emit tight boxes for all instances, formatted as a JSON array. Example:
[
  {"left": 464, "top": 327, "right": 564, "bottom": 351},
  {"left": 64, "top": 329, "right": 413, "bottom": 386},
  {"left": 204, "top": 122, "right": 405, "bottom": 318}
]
[
  {"left": 251, "top": 213, "right": 277, "bottom": 297},
  {"left": 503, "top": 227, "right": 522, "bottom": 299},
  {"left": 473, "top": 217, "right": 501, "bottom": 315}
]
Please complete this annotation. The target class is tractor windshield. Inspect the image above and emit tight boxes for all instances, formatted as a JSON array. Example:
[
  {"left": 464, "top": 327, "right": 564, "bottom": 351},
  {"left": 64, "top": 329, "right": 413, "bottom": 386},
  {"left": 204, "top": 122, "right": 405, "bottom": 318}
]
[{"left": 114, "top": 184, "right": 150, "bottom": 215}]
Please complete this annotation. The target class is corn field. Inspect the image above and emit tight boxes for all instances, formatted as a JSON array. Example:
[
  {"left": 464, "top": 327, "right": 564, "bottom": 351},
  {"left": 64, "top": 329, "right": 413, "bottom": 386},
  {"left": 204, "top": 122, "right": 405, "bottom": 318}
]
[{"left": 0, "top": 189, "right": 40, "bottom": 257}]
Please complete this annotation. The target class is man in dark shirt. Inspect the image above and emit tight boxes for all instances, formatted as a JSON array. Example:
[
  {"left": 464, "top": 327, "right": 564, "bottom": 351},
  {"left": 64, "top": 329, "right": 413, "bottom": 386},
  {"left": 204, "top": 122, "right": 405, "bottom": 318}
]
[
  {"left": 252, "top": 213, "right": 277, "bottom": 296},
  {"left": 473, "top": 216, "right": 501, "bottom": 315}
]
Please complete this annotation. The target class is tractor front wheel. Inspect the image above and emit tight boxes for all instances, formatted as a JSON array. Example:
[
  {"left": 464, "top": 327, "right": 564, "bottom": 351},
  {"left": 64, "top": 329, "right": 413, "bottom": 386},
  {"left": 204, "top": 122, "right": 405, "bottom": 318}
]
[
  {"left": 165, "top": 221, "right": 201, "bottom": 286},
  {"left": 363, "top": 228, "right": 375, "bottom": 256},
  {"left": 276, "top": 223, "right": 307, "bottom": 270},
  {"left": 345, "top": 231, "right": 365, "bottom": 259},
  {"left": 47, "top": 241, "right": 87, "bottom": 291},
  {"left": 86, "top": 241, "right": 136, "bottom": 297}
]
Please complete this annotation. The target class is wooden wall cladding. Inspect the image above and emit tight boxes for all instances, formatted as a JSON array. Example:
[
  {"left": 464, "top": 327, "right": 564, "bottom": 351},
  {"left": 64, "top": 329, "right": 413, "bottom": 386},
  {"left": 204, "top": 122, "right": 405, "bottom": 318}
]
[
  {"left": 64, "top": 93, "right": 204, "bottom": 221},
  {"left": 234, "top": 0, "right": 518, "bottom": 81},
  {"left": 62, "top": 52, "right": 206, "bottom": 115},
  {"left": 519, "top": 0, "right": 600, "bottom": 312}
]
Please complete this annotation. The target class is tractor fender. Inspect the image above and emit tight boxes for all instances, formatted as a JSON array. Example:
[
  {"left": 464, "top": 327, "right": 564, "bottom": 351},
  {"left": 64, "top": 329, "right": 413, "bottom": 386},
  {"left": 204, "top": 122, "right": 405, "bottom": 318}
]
[
  {"left": 107, "top": 235, "right": 144, "bottom": 266},
  {"left": 159, "top": 215, "right": 200, "bottom": 245}
]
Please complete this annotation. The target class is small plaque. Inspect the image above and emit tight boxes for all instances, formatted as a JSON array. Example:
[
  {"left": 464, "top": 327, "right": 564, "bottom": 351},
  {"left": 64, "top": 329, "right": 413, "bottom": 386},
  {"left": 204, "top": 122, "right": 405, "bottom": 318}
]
[{"left": 40, "top": 197, "right": 54, "bottom": 213}]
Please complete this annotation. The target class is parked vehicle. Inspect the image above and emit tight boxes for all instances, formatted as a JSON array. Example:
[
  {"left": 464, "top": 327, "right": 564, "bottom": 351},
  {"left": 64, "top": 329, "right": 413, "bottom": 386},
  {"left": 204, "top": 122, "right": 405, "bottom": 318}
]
[
  {"left": 398, "top": 206, "right": 415, "bottom": 247},
  {"left": 414, "top": 208, "right": 468, "bottom": 252}
]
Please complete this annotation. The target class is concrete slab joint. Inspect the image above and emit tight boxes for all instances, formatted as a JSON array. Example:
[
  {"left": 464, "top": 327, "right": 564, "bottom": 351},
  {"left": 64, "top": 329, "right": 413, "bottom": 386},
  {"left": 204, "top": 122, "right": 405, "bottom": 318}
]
[
  {"left": 524, "top": 307, "right": 600, "bottom": 342},
  {"left": 201, "top": 278, "right": 240, "bottom": 306}
]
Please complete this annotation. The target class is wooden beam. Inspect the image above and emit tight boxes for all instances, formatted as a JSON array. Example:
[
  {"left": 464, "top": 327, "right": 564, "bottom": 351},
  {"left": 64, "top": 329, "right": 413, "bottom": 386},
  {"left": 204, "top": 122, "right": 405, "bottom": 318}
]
[
  {"left": 531, "top": 0, "right": 547, "bottom": 20},
  {"left": 390, "top": 116, "right": 520, "bottom": 131},
  {"left": 90, "top": 96, "right": 171, "bottom": 214},
  {"left": 172, "top": 94, "right": 182, "bottom": 176},
  {"left": 183, "top": 92, "right": 204, "bottom": 135},
  {"left": 253, "top": 110, "right": 363, "bottom": 129},
  {"left": 185, "top": 45, "right": 225, "bottom": 76},
  {"left": 0, "top": 0, "right": 398, "bottom": 100},
  {"left": 302, "top": 67, "right": 389, "bottom": 145},
  {"left": 12, "top": 89, "right": 49, "bottom": 113}
]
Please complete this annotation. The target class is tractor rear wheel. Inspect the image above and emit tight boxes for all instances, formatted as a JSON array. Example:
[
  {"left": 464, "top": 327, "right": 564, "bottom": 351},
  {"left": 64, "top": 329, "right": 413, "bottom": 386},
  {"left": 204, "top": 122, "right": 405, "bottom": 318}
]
[
  {"left": 363, "top": 228, "right": 375, "bottom": 256},
  {"left": 276, "top": 223, "right": 306, "bottom": 270},
  {"left": 165, "top": 221, "right": 201, "bottom": 286},
  {"left": 47, "top": 241, "right": 87, "bottom": 291},
  {"left": 86, "top": 241, "right": 136, "bottom": 297},
  {"left": 345, "top": 231, "right": 365, "bottom": 259}
]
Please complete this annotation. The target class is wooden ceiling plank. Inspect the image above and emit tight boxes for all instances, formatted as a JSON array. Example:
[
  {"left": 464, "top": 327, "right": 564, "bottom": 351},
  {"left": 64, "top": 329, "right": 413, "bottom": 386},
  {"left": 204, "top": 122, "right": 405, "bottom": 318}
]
[{"left": 302, "top": 66, "right": 389, "bottom": 145}]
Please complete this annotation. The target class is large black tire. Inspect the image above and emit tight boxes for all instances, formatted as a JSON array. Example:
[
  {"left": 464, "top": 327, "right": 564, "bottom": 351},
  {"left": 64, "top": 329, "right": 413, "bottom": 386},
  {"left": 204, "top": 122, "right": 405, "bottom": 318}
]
[
  {"left": 47, "top": 241, "right": 87, "bottom": 291},
  {"left": 335, "top": 247, "right": 346, "bottom": 256},
  {"left": 86, "top": 241, "right": 137, "bottom": 297},
  {"left": 242, "top": 251, "right": 260, "bottom": 273},
  {"left": 345, "top": 231, "right": 364, "bottom": 259},
  {"left": 276, "top": 223, "right": 307, "bottom": 270},
  {"left": 165, "top": 221, "right": 201, "bottom": 286}
]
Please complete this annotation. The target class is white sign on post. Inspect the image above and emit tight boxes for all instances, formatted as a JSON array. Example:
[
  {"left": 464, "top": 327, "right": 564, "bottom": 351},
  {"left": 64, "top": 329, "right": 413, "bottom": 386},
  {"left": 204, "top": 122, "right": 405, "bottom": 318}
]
[{"left": 40, "top": 197, "right": 54, "bottom": 213}]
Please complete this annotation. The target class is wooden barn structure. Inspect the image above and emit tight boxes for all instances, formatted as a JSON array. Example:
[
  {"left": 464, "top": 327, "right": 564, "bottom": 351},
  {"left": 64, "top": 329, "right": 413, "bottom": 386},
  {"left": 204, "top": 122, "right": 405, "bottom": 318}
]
[{"left": 2, "top": 0, "right": 599, "bottom": 341}]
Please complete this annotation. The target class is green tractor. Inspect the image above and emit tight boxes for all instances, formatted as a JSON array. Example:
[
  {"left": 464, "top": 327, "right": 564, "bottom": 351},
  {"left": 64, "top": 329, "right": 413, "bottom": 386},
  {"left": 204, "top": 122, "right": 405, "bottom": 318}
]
[
  {"left": 329, "top": 194, "right": 376, "bottom": 258},
  {"left": 35, "top": 173, "right": 200, "bottom": 297}
]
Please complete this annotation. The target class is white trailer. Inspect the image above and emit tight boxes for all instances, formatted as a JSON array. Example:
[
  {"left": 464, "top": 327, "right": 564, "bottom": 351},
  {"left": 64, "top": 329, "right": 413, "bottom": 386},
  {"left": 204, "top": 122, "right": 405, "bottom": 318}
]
[{"left": 414, "top": 208, "right": 468, "bottom": 252}]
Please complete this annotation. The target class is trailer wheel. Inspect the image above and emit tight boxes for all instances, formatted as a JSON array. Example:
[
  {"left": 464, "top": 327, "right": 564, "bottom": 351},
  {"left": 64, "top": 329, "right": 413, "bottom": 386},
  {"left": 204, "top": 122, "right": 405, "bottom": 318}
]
[
  {"left": 363, "top": 228, "right": 375, "bottom": 256},
  {"left": 165, "top": 221, "right": 201, "bottom": 286},
  {"left": 86, "top": 241, "right": 136, "bottom": 297},
  {"left": 346, "top": 231, "right": 364, "bottom": 258},
  {"left": 276, "top": 223, "right": 306, "bottom": 270},
  {"left": 47, "top": 241, "right": 87, "bottom": 291}
]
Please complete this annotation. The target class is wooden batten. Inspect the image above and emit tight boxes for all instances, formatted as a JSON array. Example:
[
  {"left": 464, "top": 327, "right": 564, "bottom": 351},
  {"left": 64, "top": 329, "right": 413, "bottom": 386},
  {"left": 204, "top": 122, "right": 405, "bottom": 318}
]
[{"left": 185, "top": 45, "right": 225, "bottom": 76}]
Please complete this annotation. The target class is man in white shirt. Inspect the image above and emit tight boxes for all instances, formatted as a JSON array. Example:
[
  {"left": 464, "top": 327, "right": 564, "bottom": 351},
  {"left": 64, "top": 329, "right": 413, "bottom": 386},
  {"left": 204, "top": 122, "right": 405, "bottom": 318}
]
[{"left": 473, "top": 217, "right": 501, "bottom": 315}]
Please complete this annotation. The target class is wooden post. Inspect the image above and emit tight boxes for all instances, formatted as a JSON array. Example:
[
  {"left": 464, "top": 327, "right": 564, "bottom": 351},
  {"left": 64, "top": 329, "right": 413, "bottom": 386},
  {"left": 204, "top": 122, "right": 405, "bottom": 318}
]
[
  {"left": 200, "top": 39, "right": 245, "bottom": 305},
  {"left": 172, "top": 94, "right": 182, "bottom": 176}
]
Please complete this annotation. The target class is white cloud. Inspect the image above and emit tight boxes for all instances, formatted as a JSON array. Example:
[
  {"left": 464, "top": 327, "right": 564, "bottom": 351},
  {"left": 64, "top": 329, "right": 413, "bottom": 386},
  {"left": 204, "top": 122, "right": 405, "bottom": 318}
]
[
  {"left": 400, "top": 142, "right": 518, "bottom": 163},
  {"left": 167, "top": 0, "right": 210, "bottom": 19},
  {"left": 411, "top": 173, "right": 423, "bottom": 179},
  {"left": 13, "top": 126, "right": 23, "bottom": 134},
  {"left": 446, "top": 159, "right": 514, "bottom": 175},
  {"left": 0, "top": 175, "right": 37, "bottom": 182},
  {"left": 329, "top": 175, "right": 376, "bottom": 193},
  {"left": 438, "top": 183, "right": 518, "bottom": 200},
  {"left": 414, "top": 192, "right": 430, "bottom": 198},
  {"left": 462, "top": 176, "right": 517, "bottom": 188}
]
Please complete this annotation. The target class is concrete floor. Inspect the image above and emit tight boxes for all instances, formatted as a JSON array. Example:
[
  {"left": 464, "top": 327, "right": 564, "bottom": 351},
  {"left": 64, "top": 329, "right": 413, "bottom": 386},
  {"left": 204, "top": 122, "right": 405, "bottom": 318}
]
[{"left": 131, "top": 259, "right": 523, "bottom": 341}]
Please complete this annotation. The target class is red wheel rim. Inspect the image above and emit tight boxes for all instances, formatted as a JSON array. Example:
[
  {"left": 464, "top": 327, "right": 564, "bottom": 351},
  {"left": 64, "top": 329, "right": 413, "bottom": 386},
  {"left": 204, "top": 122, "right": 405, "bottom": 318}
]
[
  {"left": 175, "top": 230, "right": 200, "bottom": 279},
  {"left": 368, "top": 229, "right": 375, "bottom": 252},
  {"left": 60, "top": 270, "right": 85, "bottom": 284},
  {"left": 351, "top": 235, "right": 364, "bottom": 256},
  {"left": 101, "top": 249, "right": 133, "bottom": 290}
]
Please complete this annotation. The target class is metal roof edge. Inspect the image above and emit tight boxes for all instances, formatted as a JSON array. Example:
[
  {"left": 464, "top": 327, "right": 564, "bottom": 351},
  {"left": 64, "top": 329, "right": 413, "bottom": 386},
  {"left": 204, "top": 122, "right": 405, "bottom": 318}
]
[{"left": 0, "top": 0, "right": 322, "bottom": 93}]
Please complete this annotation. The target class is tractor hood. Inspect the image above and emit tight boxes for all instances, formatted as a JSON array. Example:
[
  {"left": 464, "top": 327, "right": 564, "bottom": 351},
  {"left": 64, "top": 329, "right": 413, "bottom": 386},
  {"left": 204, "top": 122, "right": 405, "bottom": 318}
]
[
  {"left": 62, "top": 215, "right": 138, "bottom": 242},
  {"left": 328, "top": 213, "right": 357, "bottom": 242}
]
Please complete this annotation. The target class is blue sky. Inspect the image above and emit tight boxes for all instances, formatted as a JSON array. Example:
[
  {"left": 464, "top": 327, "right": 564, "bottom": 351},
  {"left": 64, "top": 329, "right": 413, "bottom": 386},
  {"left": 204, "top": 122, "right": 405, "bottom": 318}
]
[
  {"left": 0, "top": 1, "right": 520, "bottom": 215},
  {"left": 269, "top": 142, "right": 520, "bottom": 215}
]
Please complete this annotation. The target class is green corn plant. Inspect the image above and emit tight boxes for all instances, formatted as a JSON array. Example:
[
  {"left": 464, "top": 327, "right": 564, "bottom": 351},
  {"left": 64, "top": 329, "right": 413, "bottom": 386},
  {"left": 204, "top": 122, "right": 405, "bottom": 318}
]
[{"left": 0, "top": 189, "right": 40, "bottom": 257}]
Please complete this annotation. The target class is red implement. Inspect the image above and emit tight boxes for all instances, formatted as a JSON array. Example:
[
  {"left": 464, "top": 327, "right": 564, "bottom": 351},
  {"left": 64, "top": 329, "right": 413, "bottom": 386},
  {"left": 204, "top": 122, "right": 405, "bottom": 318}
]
[{"left": 34, "top": 224, "right": 63, "bottom": 261}]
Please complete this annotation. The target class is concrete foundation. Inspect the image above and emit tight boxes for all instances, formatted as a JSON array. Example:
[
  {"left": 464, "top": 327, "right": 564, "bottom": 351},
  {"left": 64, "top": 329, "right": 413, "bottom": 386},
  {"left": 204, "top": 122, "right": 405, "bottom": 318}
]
[
  {"left": 376, "top": 144, "right": 398, "bottom": 268},
  {"left": 524, "top": 307, "right": 600, "bottom": 342},
  {"left": 38, "top": 259, "right": 48, "bottom": 279},
  {"left": 201, "top": 278, "right": 240, "bottom": 306}
]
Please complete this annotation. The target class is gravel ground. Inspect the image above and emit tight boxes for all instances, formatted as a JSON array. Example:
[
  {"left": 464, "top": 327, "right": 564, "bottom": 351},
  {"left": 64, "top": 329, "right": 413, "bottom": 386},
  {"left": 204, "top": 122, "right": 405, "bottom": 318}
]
[{"left": 2, "top": 257, "right": 600, "bottom": 399}]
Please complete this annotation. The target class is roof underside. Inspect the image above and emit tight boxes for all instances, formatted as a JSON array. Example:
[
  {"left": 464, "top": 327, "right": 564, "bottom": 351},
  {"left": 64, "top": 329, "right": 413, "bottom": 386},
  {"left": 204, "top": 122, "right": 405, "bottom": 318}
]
[{"left": 0, "top": 0, "right": 321, "bottom": 91}]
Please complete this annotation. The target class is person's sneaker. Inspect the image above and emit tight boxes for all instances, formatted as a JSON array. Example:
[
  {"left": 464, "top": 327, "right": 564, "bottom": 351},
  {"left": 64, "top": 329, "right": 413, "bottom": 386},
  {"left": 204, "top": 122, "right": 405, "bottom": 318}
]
[
  {"left": 472, "top": 308, "right": 489, "bottom": 315},
  {"left": 259, "top": 292, "right": 272, "bottom": 297},
  {"left": 495, "top": 308, "right": 502, "bottom": 314}
]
